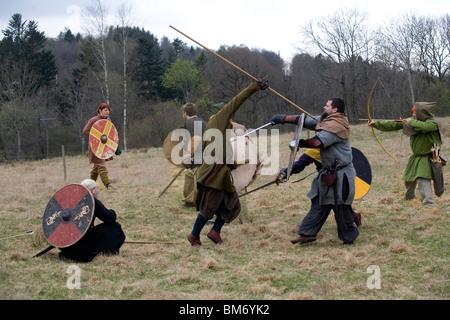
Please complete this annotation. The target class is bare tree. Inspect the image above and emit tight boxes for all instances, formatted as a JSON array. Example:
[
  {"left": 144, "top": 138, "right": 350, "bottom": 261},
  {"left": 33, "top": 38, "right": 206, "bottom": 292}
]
[
  {"left": 415, "top": 15, "right": 450, "bottom": 82},
  {"left": 377, "top": 12, "right": 418, "bottom": 105},
  {"left": 82, "top": 0, "right": 111, "bottom": 104},
  {"left": 116, "top": 1, "right": 133, "bottom": 151},
  {"left": 300, "top": 6, "right": 371, "bottom": 120}
]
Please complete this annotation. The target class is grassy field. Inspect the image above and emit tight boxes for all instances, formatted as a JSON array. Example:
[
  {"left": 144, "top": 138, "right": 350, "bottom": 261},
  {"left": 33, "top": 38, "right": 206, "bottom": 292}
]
[{"left": 0, "top": 119, "right": 449, "bottom": 300}]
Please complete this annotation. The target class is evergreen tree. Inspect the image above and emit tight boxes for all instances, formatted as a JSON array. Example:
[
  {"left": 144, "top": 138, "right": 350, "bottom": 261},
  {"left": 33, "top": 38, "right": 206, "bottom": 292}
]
[
  {"left": 0, "top": 13, "right": 57, "bottom": 160},
  {"left": 0, "top": 13, "right": 57, "bottom": 101},
  {"left": 130, "top": 32, "right": 165, "bottom": 100}
]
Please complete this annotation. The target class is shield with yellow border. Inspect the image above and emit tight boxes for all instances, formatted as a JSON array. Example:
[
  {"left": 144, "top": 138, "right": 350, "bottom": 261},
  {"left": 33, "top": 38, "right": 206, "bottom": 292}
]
[
  {"left": 89, "top": 119, "right": 119, "bottom": 159},
  {"left": 352, "top": 148, "right": 372, "bottom": 200}
]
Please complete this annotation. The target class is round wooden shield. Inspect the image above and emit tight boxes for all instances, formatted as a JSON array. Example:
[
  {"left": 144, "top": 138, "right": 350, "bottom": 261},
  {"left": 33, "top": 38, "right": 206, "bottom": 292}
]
[
  {"left": 163, "top": 129, "right": 185, "bottom": 168},
  {"left": 42, "top": 184, "right": 95, "bottom": 248},
  {"left": 89, "top": 119, "right": 119, "bottom": 160},
  {"left": 352, "top": 147, "right": 372, "bottom": 200}
]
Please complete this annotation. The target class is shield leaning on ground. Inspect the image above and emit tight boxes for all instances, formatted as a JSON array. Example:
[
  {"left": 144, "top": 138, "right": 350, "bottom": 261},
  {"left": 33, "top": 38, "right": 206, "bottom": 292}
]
[
  {"left": 42, "top": 184, "right": 95, "bottom": 248},
  {"left": 89, "top": 119, "right": 119, "bottom": 160},
  {"left": 352, "top": 147, "right": 372, "bottom": 200}
]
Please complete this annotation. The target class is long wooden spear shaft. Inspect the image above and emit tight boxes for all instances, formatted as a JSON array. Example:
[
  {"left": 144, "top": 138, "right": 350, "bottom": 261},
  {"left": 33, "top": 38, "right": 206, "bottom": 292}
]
[
  {"left": 32, "top": 240, "right": 178, "bottom": 257},
  {"left": 170, "top": 25, "right": 315, "bottom": 119},
  {"left": 124, "top": 240, "right": 178, "bottom": 245}
]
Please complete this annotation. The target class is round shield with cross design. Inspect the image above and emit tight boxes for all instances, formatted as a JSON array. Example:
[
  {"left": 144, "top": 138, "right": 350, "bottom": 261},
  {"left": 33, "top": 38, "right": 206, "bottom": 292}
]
[
  {"left": 42, "top": 184, "right": 95, "bottom": 248},
  {"left": 89, "top": 119, "right": 119, "bottom": 160}
]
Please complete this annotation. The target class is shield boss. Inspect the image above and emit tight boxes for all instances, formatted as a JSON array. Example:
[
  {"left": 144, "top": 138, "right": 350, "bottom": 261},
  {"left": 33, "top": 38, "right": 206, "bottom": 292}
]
[{"left": 89, "top": 119, "right": 119, "bottom": 160}]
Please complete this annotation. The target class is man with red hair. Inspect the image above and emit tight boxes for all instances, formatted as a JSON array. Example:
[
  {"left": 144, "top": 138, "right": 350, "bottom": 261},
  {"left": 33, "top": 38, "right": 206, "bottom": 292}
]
[{"left": 83, "top": 103, "right": 120, "bottom": 189}]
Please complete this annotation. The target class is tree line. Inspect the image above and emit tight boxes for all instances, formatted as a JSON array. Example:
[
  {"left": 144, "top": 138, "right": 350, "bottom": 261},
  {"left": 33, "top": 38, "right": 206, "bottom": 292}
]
[{"left": 0, "top": 3, "right": 448, "bottom": 162}]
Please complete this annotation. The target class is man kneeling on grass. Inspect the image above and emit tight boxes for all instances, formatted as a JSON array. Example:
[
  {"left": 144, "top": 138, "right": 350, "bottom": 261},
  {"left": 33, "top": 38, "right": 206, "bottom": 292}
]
[{"left": 59, "top": 179, "right": 126, "bottom": 262}]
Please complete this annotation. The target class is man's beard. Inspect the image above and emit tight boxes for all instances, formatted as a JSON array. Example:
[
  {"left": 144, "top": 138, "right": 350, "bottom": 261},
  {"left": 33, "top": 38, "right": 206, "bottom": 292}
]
[{"left": 320, "top": 112, "right": 328, "bottom": 122}]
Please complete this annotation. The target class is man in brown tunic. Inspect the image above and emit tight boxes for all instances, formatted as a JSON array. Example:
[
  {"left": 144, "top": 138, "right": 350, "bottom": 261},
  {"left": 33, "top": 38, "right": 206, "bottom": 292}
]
[
  {"left": 83, "top": 103, "right": 119, "bottom": 189},
  {"left": 188, "top": 78, "right": 269, "bottom": 246}
]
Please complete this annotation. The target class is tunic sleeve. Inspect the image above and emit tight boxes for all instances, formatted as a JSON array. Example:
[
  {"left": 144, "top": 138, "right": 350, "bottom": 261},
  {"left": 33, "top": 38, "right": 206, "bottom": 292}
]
[
  {"left": 408, "top": 119, "right": 438, "bottom": 134},
  {"left": 83, "top": 116, "right": 100, "bottom": 136},
  {"left": 94, "top": 198, "right": 117, "bottom": 224},
  {"left": 373, "top": 121, "right": 403, "bottom": 131}
]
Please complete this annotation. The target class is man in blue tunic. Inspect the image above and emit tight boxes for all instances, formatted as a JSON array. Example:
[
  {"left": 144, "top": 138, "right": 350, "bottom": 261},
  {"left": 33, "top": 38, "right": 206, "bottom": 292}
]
[{"left": 272, "top": 98, "right": 359, "bottom": 245}]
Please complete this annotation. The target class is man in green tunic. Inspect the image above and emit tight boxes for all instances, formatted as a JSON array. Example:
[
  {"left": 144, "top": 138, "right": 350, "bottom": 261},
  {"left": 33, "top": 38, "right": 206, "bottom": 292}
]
[
  {"left": 368, "top": 102, "right": 443, "bottom": 208},
  {"left": 187, "top": 78, "right": 269, "bottom": 246}
]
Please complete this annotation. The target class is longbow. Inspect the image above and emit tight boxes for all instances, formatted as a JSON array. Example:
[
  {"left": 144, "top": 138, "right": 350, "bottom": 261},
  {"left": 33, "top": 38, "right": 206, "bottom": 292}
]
[{"left": 367, "top": 78, "right": 400, "bottom": 163}]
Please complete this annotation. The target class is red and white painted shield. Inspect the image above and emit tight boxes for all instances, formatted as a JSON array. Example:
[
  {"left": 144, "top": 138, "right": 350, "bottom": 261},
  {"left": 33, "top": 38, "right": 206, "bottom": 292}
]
[
  {"left": 42, "top": 184, "right": 95, "bottom": 248},
  {"left": 89, "top": 119, "right": 119, "bottom": 159}
]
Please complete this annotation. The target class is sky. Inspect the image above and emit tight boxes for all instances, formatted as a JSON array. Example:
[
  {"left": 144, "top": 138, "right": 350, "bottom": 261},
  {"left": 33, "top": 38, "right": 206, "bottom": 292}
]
[{"left": 0, "top": 0, "right": 449, "bottom": 62}]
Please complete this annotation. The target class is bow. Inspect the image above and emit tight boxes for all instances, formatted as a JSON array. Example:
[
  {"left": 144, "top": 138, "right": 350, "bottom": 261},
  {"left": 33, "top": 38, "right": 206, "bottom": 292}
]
[{"left": 367, "top": 78, "right": 399, "bottom": 163}]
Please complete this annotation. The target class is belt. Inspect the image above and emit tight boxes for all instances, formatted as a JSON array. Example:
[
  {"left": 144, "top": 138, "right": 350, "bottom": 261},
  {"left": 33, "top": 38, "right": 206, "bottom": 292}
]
[{"left": 323, "top": 161, "right": 350, "bottom": 172}]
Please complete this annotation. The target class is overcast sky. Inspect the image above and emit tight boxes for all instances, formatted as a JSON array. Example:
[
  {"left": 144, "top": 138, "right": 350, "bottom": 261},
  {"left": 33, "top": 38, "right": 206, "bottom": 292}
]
[{"left": 0, "top": 0, "right": 448, "bottom": 62}]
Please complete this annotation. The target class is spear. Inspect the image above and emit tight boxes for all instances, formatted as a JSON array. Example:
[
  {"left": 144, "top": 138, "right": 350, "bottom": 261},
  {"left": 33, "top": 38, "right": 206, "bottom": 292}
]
[
  {"left": 32, "top": 239, "right": 180, "bottom": 258},
  {"left": 124, "top": 240, "right": 179, "bottom": 245},
  {"left": 170, "top": 25, "right": 315, "bottom": 119},
  {"left": 0, "top": 231, "right": 33, "bottom": 241},
  {"left": 232, "top": 121, "right": 274, "bottom": 142},
  {"left": 158, "top": 167, "right": 185, "bottom": 198}
]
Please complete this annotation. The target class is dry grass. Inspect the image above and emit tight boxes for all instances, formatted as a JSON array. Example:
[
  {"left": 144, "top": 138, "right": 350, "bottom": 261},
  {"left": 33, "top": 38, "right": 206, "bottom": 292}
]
[{"left": 0, "top": 119, "right": 449, "bottom": 300}]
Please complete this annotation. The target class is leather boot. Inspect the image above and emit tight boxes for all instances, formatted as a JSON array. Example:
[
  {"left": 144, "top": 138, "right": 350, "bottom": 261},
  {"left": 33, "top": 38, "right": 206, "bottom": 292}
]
[
  {"left": 354, "top": 212, "right": 362, "bottom": 227},
  {"left": 291, "top": 235, "right": 316, "bottom": 244},
  {"left": 188, "top": 233, "right": 202, "bottom": 246},
  {"left": 207, "top": 229, "right": 223, "bottom": 244}
]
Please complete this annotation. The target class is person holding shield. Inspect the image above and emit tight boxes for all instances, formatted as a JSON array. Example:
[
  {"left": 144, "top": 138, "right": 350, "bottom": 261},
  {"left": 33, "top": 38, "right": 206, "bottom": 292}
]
[
  {"left": 188, "top": 78, "right": 269, "bottom": 246},
  {"left": 275, "top": 149, "right": 361, "bottom": 228},
  {"left": 271, "top": 98, "right": 359, "bottom": 245},
  {"left": 83, "top": 103, "right": 121, "bottom": 189},
  {"left": 180, "top": 102, "right": 207, "bottom": 207},
  {"left": 59, "top": 179, "right": 126, "bottom": 262}
]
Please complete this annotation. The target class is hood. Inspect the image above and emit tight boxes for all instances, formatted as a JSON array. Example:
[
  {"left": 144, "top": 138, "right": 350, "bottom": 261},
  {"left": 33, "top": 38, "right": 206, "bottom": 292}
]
[{"left": 415, "top": 102, "right": 436, "bottom": 121}]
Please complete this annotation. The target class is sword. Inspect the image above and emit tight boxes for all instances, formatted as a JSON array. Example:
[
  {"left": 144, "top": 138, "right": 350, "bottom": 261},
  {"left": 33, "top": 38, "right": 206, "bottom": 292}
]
[
  {"left": 291, "top": 171, "right": 317, "bottom": 183},
  {"left": 158, "top": 167, "right": 185, "bottom": 198},
  {"left": 240, "top": 170, "right": 316, "bottom": 197},
  {"left": 232, "top": 122, "right": 274, "bottom": 142},
  {"left": 239, "top": 179, "right": 279, "bottom": 197}
]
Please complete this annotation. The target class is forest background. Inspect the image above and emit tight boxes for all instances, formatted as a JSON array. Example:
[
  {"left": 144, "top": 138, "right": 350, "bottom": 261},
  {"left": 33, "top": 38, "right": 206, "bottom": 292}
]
[{"left": 0, "top": 1, "right": 449, "bottom": 162}]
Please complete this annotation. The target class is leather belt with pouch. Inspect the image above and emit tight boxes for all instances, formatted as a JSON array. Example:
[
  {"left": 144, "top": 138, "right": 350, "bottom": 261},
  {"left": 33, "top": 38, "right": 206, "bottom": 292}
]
[
  {"left": 321, "top": 160, "right": 339, "bottom": 186},
  {"left": 321, "top": 171, "right": 337, "bottom": 186}
]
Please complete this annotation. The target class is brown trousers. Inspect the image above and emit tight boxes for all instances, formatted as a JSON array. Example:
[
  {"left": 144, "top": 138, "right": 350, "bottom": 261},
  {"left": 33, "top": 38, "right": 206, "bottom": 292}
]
[
  {"left": 196, "top": 186, "right": 241, "bottom": 223},
  {"left": 90, "top": 163, "right": 110, "bottom": 187}
]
